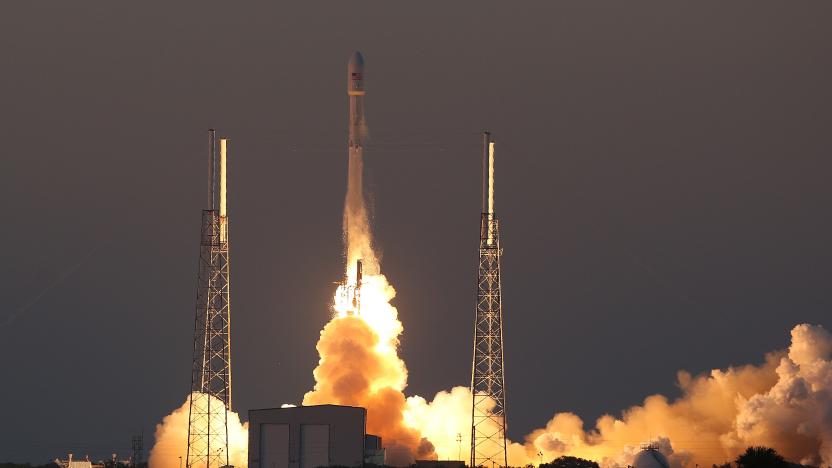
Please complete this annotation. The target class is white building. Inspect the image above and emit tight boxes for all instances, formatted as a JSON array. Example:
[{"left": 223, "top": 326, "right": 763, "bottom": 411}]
[
  {"left": 632, "top": 446, "right": 670, "bottom": 468},
  {"left": 54, "top": 454, "right": 103, "bottom": 468},
  {"left": 248, "top": 404, "right": 383, "bottom": 468}
]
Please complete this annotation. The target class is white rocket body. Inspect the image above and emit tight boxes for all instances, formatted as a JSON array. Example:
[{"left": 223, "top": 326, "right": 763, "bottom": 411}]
[{"left": 348, "top": 51, "right": 366, "bottom": 149}]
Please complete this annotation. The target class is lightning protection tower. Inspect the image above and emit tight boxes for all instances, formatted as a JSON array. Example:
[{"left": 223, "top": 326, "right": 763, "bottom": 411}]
[
  {"left": 470, "top": 131, "right": 508, "bottom": 468},
  {"left": 131, "top": 432, "right": 143, "bottom": 467},
  {"left": 187, "top": 130, "right": 232, "bottom": 468}
]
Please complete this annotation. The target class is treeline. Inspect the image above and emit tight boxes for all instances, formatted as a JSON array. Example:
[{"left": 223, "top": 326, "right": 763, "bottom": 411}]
[
  {"left": 0, "top": 463, "right": 143, "bottom": 468},
  {"left": 0, "top": 464, "right": 58, "bottom": 468},
  {"left": 535, "top": 446, "right": 808, "bottom": 468},
  {"left": 0, "top": 463, "right": 59, "bottom": 468}
]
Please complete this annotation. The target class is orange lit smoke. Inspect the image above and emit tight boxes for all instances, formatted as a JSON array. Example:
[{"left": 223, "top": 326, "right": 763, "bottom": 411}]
[
  {"left": 404, "top": 324, "right": 832, "bottom": 468},
  {"left": 303, "top": 262, "right": 436, "bottom": 464}
]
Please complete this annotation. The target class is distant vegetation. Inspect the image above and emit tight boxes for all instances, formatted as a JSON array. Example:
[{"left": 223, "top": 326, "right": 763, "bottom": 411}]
[
  {"left": 0, "top": 464, "right": 58, "bottom": 468},
  {"left": 734, "top": 446, "right": 789, "bottom": 468},
  {"left": 540, "top": 456, "right": 600, "bottom": 468},
  {"left": 0, "top": 462, "right": 139, "bottom": 468}
]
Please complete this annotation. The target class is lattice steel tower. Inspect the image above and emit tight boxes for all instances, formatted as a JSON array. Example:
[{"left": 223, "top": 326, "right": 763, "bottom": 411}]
[
  {"left": 131, "top": 433, "right": 143, "bottom": 467},
  {"left": 471, "top": 131, "right": 508, "bottom": 468},
  {"left": 187, "top": 130, "right": 232, "bottom": 468}
]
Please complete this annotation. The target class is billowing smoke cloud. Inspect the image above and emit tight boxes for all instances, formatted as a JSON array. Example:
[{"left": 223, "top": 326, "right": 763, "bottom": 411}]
[
  {"left": 148, "top": 393, "right": 248, "bottom": 468},
  {"left": 728, "top": 324, "right": 832, "bottom": 466},
  {"left": 405, "top": 387, "right": 474, "bottom": 461},
  {"left": 303, "top": 274, "right": 436, "bottom": 465},
  {"left": 397, "top": 324, "right": 832, "bottom": 468}
]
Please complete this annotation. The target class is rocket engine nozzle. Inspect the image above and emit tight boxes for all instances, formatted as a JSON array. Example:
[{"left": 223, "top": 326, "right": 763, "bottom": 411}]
[{"left": 351, "top": 259, "right": 363, "bottom": 312}]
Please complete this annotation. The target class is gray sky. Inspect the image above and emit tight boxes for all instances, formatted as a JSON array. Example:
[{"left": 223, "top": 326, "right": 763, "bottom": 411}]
[{"left": 2, "top": 1, "right": 831, "bottom": 463}]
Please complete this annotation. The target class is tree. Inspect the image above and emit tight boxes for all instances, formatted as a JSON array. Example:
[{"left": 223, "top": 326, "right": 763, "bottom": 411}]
[
  {"left": 735, "top": 446, "right": 788, "bottom": 468},
  {"left": 540, "top": 456, "right": 600, "bottom": 468}
]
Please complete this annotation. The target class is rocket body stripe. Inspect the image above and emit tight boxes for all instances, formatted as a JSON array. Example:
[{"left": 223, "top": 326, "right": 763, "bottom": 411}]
[{"left": 481, "top": 131, "right": 491, "bottom": 213}]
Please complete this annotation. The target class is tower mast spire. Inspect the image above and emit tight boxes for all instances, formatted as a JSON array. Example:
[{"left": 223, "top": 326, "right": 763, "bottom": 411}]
[
  {"left": 471, "top": 131, "right": 508, "bottom": 468},
  {"left": 187, "top": 130, "right": 233, "bottom": 468}
]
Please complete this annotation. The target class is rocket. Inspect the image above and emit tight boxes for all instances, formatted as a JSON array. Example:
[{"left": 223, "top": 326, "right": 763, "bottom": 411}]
[
  {"left": 348, "top": 51, "right": 366, "bottom": 149},
  {"left": 343, "top": 51, "right": 368, "bottom": 316}
]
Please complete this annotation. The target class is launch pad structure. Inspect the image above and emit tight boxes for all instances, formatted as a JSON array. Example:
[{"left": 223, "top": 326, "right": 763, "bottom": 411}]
[
  {"left": 187, "top": 130, "right": 233, "bottom": 468},
  {"left": 340, "top": 259, "right": 364, "bottom": 315},
  {"left": 131, "top": 433, "right": 143, "bottom": 467},
  {"left": 471, "top": 132, "right": 508, "bottom": 468}
]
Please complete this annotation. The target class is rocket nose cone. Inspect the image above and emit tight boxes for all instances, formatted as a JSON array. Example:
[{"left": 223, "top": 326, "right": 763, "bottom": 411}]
[{"left": 349, "top": 51, "right": 365, "bottom": 71}]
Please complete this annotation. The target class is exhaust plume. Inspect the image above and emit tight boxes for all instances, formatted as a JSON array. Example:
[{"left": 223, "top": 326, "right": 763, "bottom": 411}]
[
  {"left": 303, "top": 114, "right": 434, "bottom": 464},
  {"left": 148, "top": 393, "right": 248, "bottom": 468},
  {"left": 343, "top": 143, "right": 377, "bottom": 276}
]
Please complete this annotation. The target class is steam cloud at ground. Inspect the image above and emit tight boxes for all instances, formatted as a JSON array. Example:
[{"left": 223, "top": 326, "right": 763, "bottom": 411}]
[
  {"left": 151, "top": 317, "right": 832, "bottom": 468},
  {"left": 148, "top": 393, "right": 248, "bottom": 468},
  {"left": 397, "top": 324, "right": 832, "bottom": 468}
]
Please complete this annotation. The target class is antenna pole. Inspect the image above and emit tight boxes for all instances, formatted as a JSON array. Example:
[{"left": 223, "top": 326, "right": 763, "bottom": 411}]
[
  {"left": 481, "top": 131, "right": 491, "bottom": 213},
  {"left": 208, "top": 129, "right": 216, "bottom": 210}
]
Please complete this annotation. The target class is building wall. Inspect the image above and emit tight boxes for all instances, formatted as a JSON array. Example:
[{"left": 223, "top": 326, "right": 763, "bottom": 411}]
[{"left": 249, "top": 405, "right": 367, "bottom": 468}]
